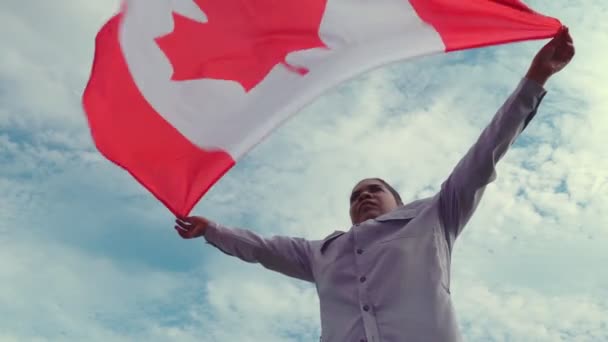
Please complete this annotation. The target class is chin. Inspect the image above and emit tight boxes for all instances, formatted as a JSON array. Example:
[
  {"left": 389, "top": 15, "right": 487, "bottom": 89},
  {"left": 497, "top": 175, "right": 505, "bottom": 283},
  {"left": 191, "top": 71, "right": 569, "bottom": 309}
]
[
  {"left": 360, "top": 210, "right": 380, "bottom": 222},
  {"left": 368, "top": 213, "right": 382, "bottom": 220}
]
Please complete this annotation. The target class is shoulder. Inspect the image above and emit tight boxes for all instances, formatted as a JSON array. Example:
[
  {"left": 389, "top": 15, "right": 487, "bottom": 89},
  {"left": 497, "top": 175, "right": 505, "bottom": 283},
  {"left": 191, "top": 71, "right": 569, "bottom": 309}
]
[
  {"left": 384, "top": 196, "right": 437, "bottom": 219},
  {"left": 402, "top": 196, "right": 436, "bottom": 210}
]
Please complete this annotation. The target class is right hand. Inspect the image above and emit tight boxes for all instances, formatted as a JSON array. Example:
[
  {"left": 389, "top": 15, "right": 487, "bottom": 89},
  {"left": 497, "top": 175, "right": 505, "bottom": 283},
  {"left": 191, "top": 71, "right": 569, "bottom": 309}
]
[
  {"left": 175, "top": 216, "right": 212, "bottom": 239},
  {"left": 525, "top": 26, "right": 575, "bottom": 86}
]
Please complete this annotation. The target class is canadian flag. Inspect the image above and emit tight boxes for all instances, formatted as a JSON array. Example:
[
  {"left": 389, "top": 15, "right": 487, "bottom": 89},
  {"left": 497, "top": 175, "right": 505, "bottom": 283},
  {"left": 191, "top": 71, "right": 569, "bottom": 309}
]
[{"left": 82, "top": 0, "right": 560, "bottom": 217}]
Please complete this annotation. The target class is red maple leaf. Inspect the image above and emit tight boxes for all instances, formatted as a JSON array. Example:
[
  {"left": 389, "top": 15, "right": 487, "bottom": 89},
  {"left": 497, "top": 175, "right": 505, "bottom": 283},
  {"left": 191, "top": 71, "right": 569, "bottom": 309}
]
[{"left": 155, "top": 0, "right": 329, "bottom": 92}]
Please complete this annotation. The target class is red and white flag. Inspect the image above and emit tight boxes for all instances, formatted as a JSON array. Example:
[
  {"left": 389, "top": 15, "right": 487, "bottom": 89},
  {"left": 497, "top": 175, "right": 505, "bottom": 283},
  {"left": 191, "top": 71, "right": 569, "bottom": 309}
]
[{"left": 82, "top": 0, "right": 560, "bottom": 217}]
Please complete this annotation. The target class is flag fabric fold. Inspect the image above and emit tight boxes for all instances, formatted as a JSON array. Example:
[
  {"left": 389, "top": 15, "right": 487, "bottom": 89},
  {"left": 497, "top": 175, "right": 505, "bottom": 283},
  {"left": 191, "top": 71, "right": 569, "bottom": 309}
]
[{"left": 82, "top": 0, "right": 561, "bottom": 217}]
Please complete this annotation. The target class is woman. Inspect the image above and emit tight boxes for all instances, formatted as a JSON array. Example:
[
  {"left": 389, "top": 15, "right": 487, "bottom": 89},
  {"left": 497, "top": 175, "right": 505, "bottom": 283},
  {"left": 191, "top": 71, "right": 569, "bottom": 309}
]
[{"left": 175, "top": 27, "right": 574, "bottom": 342}]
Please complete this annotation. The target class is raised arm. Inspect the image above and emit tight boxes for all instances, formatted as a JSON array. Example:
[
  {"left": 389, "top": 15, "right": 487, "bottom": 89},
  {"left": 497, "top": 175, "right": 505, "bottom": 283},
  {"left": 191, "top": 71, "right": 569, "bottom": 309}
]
[
  {"left": 439, "top": 27, "right": 575, "bottom": 243},
  {"left": 175, "top": 216, "right": 315, "bottom": 282}
]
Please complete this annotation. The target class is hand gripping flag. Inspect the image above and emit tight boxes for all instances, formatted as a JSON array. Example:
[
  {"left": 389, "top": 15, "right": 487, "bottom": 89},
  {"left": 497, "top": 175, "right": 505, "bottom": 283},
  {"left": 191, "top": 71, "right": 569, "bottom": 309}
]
[{"left": 82, "top": 0, "right": 561, "bottom": 217}]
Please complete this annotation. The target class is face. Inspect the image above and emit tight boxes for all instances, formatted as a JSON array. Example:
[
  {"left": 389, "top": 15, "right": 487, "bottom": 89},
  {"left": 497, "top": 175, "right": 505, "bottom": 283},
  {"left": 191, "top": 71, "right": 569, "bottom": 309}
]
[{"left": 349, "top": 179, "right": 400, "bottom": 225}]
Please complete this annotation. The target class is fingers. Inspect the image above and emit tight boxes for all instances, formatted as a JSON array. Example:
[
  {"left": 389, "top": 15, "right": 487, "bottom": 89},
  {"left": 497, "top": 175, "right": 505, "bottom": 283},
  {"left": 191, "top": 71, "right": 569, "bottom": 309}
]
[
  {"left": 174, "top": 216, "right": 210, "bottom": 239},
  {"left": 557, "top": 25, "right": 573, "bottom": 44},
  {"left": 549, "top": 26, "right": 568, "bottom": 44},
  {"left": 561, "top": 43, "right": 575, "bottom": 59},
  {"left": 563, "top": 27, "right": 573, "bottom": 44},
  {"left": 174, "top": 217, "right": 194, "bottom": 238},
  {"left": 177, "top": 216, "right": 191, "bottom": 224},
  {"left": 175, "top": 217, "right": 191, "bottom": 229},
  {"left": 544, "top": 25, "right": 574, "bottom": 65},
  {"left": 175, "top": 224, "right": 198, "bottom": 239},
  {"left": 175, "top": 225, "right": 188, "bottom": 238},
  {"left": 557, "top": 27, "right": 575, "bottom": 61}
]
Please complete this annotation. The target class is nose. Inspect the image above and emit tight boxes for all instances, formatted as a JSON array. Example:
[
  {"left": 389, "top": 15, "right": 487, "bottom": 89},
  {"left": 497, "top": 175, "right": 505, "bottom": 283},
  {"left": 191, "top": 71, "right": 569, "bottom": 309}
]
[{"left": 359, "top": 190, "right": 372, "bottom": 201}]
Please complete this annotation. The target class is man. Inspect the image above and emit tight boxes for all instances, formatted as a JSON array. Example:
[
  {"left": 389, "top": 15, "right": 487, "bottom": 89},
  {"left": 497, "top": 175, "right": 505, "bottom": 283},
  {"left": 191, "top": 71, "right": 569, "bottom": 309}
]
[{"left": 175, "top": 27, "right": 574, "bottom": 342}]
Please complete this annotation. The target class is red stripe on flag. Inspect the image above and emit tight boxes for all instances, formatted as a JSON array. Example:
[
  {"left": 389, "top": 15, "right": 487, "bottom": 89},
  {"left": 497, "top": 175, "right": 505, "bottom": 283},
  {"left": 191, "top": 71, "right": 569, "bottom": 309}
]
[
  {"left": 82, "top": 14, "right": 235, "bottom": 217},
  {"left": 409, "top": 0, "right": 562, "bottom": 51}
]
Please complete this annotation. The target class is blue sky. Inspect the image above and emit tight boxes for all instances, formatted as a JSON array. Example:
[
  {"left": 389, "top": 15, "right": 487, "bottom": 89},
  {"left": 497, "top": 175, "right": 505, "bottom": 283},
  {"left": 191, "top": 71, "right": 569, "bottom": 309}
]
[{"left": 1, "top": 0, "right": 607, "bottom": 341}]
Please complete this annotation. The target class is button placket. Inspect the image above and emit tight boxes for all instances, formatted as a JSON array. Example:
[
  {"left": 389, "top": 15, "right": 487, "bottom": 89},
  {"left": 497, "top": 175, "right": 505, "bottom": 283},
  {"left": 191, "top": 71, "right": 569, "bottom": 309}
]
[{"left": 352, "top": 224, "right": 380, "bottom": 342}]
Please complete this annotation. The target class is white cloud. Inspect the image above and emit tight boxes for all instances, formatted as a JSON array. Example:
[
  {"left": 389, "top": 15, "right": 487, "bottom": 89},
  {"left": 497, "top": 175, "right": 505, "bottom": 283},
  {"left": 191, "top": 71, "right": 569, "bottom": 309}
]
[
  {"left": 201, "top": 269, "right": 320, "bottom": 341},
  {"left": 456, "top": 282, "right": 608, "bottom": 341},
  {"left": 0, "top": 236, "right": 193, "bottom": 341}
]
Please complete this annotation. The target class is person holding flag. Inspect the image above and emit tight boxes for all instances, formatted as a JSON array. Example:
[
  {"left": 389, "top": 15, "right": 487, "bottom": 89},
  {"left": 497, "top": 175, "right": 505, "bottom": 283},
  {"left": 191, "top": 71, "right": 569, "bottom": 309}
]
[{"left": 174, "top": 27, "right": 574, "bottom": 342}]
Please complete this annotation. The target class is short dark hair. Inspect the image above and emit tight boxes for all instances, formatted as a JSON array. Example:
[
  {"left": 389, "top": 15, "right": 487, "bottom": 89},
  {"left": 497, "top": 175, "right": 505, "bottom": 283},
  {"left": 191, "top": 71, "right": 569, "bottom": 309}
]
[{"left": 372, "top": 178, "right": 403, "bottom": 205}]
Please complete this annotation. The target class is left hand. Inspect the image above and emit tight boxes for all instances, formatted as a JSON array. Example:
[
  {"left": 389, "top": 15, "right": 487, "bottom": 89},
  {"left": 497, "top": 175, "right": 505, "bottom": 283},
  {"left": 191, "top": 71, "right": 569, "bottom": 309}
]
[
  {"left": 526, "top": 26, "right": 575, "bottom": 85},
  {"left": 174, "top": 216, "right": 212, "bottom": 239}
]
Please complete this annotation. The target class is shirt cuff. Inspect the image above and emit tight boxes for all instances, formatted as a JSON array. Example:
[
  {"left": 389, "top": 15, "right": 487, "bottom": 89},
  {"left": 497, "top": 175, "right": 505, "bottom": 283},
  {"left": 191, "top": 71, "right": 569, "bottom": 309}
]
[
  {"left": 520, "top": 77, "right": 548, "bottom": 99},
  {"left": 203, "top": 221, "right": 222, "bottom": 245}
]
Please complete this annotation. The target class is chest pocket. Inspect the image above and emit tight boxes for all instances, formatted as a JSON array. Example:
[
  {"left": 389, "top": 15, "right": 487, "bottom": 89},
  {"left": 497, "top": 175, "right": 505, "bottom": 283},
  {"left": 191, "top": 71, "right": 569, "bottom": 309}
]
[
  {"left": 315, "top": 230, "right": 351, "bottom": 277},
  {"left": 320, "top": 231, "right": 345, "bottom": 254},
  {"left": 373, "top": 207, "right": 428, "bottom": 241}
]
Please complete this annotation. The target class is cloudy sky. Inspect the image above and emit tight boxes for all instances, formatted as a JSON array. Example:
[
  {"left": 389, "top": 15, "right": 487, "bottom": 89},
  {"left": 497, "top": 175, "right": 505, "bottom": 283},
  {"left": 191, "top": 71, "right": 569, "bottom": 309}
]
[{"left": 1, "top": 0, "right": 607, "bottom": 341}]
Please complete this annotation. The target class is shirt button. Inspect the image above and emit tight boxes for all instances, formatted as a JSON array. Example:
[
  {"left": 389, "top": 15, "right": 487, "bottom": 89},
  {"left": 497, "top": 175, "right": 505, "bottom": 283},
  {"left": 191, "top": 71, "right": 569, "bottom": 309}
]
[
  {"left": 356, "top": 248, "right": 364, "bottom": 254},
  {"left": 359, "top": 276, "right": 367, "bottom": 283},
  {"left": 363, "top": 304, "right": 370, "bottom": 311}
]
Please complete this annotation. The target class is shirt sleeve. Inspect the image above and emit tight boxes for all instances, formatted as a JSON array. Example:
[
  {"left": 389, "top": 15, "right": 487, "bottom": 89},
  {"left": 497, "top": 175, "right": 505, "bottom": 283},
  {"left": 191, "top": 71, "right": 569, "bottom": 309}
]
[
  {"left": 439, "top": 77, "right": 547, "bottom": 245},
  {"left": 204, "top": 223, "right": 315, "bottom": 283}
]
